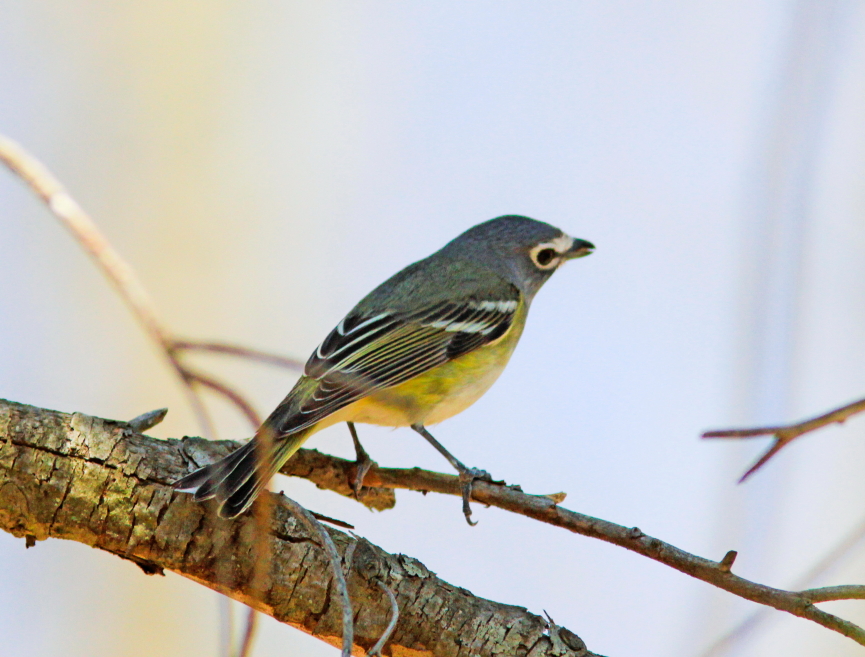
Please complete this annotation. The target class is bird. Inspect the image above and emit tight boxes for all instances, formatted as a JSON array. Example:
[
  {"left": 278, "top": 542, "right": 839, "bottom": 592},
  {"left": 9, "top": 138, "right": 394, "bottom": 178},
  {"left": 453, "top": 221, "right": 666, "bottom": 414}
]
[{"left": 174, "top": 215, "right": 594, "bottom": 524}]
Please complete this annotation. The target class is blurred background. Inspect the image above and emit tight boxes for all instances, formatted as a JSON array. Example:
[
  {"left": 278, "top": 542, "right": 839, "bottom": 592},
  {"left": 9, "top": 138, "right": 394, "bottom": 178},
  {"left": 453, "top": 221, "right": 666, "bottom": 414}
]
[{"left": 2, "top": 2, "right": 865, "bottom": 656}]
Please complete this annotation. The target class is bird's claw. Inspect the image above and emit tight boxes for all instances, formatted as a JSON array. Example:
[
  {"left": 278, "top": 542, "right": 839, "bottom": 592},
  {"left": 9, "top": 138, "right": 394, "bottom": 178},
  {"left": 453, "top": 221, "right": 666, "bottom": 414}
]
[
  {"left": 352, "top": 451, "right": 378, "bottom": 499},
  {"left": 458, "top": 467, "right": 492, "bottom": 526},
  {"left": 347, "top": 422, "right": 377, "bottom": 499}
]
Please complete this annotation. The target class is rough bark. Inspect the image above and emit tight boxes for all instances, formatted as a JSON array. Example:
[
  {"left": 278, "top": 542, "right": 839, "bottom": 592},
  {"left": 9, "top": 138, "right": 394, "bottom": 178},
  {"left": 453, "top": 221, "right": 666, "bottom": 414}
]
[{"left": 0, "top": 398, "right": 599, "bottom": 657}]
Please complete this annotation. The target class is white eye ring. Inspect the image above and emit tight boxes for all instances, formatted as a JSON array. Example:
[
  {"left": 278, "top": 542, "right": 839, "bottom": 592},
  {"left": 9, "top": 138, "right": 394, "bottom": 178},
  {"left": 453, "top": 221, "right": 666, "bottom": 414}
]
[{"left": 530, "top": 244, "right": 561, "bottom": 270}]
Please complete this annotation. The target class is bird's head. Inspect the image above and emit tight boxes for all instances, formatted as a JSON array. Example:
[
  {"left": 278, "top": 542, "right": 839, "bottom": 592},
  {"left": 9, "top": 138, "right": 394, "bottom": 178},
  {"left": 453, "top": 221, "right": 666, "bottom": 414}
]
[{"left": 440, "top": 215, "right": 594, "bottom": 299}]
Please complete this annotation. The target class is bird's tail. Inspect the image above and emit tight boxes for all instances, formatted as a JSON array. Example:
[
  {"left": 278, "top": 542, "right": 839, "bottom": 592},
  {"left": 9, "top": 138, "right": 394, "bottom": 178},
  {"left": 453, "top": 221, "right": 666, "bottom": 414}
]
[{"left": 173, "top": 426, "right": 312, "bottom": 518}]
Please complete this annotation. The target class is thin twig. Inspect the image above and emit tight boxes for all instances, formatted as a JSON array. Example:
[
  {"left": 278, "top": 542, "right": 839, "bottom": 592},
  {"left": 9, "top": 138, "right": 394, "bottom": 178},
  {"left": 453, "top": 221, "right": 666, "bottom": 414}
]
[
  {"left": 0, "top": 134, "right": 279, "bottom": 657},
  {"left": 368, "top": 580, "right": 399, "bottom": 657},
  {"left": 703, "top": 396, "right": 865, "bottom": 481},
  {"left": 699, "top": 512, "right": 865, "bottom": 657},
  {"left": 0, "top": 134, "right": 226, "bottom": 440},
  {"left": 0, "top": 133, "right": 281, "bottom": 446},
  {"left": 127, "top": 408, "right": 169, "bottom": 433},
  {"left": 380, "top": 472, "right": 865, "bottom": 643},
  {"left": 186, "top": 367, "right": 262, "bottom": 430},
  {"left": 0, "top": 137, "right": 171, "bottom": 353},
  {"left": 173, "top": 340, "right": 305, "bottom": 371},
  {"left": 281, "top": 496, "right": 354, "bottom": 657},
  {"left": 236, "top": 607, "right": 259, "bottom": 657},
  {"left": 801, "top": 585, "right": 865, "bottom": 603}
]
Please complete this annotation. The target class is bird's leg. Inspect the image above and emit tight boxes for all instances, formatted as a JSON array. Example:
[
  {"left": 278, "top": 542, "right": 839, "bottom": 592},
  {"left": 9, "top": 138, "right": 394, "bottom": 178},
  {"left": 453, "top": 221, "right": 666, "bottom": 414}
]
[
  {"left": 347, "top": 422, "right": 377, "bottom": 499},
  {"left": 410, "top": 423, "right": 492, "bottom": 526}
]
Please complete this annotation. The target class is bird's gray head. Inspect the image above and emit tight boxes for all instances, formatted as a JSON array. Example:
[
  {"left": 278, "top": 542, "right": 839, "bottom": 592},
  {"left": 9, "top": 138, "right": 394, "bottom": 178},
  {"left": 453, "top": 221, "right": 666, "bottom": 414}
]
[{"left": 439, "top": 215, "right": 594, "bottom": 300}]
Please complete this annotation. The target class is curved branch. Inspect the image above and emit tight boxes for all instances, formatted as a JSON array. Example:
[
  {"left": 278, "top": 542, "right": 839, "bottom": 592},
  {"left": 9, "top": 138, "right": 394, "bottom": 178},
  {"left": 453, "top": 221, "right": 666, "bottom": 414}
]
[
  {"left": 0, "top": 135, "right": 214, "bottom": 435},
  {"left": 0, "top": 134, "right": 285, "bottom": 446},
  {"left": 270, "top": 440, "right": 865, "bottom": 646},
  {"left": 698, "top": 512, "right": 865, "bottom": 656},
  {"left": 172, "top": 340, "right": 305, "bottom": 371},
  {"left": 0, "top": 398, "right": 598, "bottom": 657},
  {"left": 703, "top": 396, "right": 865, "bottom": 481}
]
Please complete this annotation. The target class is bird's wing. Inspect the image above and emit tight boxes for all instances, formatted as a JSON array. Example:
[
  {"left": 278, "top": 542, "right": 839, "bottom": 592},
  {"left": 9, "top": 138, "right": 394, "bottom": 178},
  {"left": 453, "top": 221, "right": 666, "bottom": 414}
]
[{"left": 269, "top": 290, "right": 521, "bottom": 435}]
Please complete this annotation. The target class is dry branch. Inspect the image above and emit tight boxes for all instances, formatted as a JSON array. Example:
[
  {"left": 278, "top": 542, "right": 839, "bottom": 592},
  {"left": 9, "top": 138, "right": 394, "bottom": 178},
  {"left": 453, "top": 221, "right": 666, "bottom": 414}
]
[
  {"left": 703, "top": 396, "right": 865, "bottom": 481},
  {"left": 272, "top": 445, "right": 865, "bottom": 646},
  {"left": 97, "top": 413, "right": 865, "bottom": 649},
  {"left": 0, "top": 133, "right": 305, "bottom": 445},
  {"left": 0, "top": 132, "right": 300, "bottom": 654},
  {"left": 0, "top": 398, "right": 597, "bottom": 657}
]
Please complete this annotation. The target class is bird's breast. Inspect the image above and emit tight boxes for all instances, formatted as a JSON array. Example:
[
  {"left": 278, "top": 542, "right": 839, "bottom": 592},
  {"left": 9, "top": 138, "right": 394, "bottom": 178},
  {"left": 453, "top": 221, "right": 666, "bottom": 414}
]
[{"left": 329, "top": 302, "right": 527, "bottom": 428}]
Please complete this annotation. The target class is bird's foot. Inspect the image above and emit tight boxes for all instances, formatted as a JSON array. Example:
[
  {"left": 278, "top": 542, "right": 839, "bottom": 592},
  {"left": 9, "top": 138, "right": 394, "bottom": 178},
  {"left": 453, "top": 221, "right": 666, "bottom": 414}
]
[
  {"left": 347, "top": 421, "right": 377, "bottom": 499},
  {"left": 352, "top": 449, "right": 378, "bottom": 500},
  {"left": 458, "top": 467, "right": 493, "bottom": 526}
]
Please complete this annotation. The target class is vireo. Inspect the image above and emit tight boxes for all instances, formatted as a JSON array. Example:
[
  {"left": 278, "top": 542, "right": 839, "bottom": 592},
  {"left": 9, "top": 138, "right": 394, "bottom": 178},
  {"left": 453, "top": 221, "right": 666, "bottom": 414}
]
[{"left": 175, "top": 215, "right": 594, "bottom": 524}]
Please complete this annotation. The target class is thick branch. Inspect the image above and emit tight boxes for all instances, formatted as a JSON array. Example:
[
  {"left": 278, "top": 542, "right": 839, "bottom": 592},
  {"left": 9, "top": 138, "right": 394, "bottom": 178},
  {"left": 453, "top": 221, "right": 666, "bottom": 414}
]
[{"left": 0, "top": 398, "right": 597, "bottom": 657}]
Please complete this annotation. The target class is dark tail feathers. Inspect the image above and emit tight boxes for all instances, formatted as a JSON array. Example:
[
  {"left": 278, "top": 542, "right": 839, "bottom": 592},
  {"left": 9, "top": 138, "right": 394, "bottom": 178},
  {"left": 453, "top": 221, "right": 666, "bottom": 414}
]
[{"left": 173, "top": 429, "right": 309, "bottom": 518}]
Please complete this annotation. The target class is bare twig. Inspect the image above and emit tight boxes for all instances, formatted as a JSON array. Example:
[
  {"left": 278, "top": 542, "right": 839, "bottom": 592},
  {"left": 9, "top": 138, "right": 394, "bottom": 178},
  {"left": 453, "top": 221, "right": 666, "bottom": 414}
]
[
  {"left": 185, "top": 367, "right": 262, "bottom": 431},
  {"left": 281, "top": 495, "right": 354, "bottom": 657},
  {"left": 703, "top": 396, "right": 865, "bottom": 481},
  {"left": 368, "top": 580, "right": 399, "bottom": 657},
  {"left": 801, "top": 585, "right": 865, "bottom": 603},
  {"left": 0, "top": 134, "right": 282, "bottom": 657},
  {"left": 0, "top": 137, "right": 170, "bottom": 354},
  {"left": 718, "top": 550, "right": 738, "bottom": 573},
  {"left": 0, "top": 134, "right": 221, "bottom": 437},
  {"left": 0, "top": 134, "right": 278, "bottom": 445},
  {"left": 259, "top": 442, "right": 865, "bottom": 650},
  {"left": 127, "top": 408, "right": 169, "bottom": 433},
  {"left": 699, "top": 512, "right": 865, "bottom": 657},
  {"left": 236, "top": 608, "right": 258, "bottom": 657},
  {"left": 173, "top": 340, "right": 305, "bottom": 371}
]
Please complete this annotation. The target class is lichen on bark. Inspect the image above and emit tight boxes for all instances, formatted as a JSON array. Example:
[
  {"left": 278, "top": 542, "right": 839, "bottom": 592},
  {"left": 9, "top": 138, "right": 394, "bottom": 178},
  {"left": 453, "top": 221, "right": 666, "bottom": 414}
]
[{"left": 0, "top": 398, "right": 596, "bottom": 657}]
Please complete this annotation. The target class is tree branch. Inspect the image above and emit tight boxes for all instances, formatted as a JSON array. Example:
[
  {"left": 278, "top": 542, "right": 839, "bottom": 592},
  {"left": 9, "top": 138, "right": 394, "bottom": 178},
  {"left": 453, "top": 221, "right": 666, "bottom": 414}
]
[
  {"left": 801, "top": 586, "right": 865, "bottom": 603},
  {"left": 0, "top": 133, "right": 303, "bottom": 445},
  {"left": 5, "top": 397, "right": 865, "bottom": 651},
  {"left": 703, "top": 396, "right": 865, "bottom": 481},
  {"left": 0, "top": 398, "right": 598, "bottom": 657},
  {"left": 274, "top": 454, "right": 865, "bottom": 646}
]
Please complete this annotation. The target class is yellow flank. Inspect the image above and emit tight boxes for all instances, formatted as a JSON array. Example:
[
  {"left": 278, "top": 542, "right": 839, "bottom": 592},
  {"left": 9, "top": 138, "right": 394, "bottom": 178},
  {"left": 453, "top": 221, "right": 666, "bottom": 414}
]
[{"left": 319, "top": 299, "right": 528, "bottom": 430}]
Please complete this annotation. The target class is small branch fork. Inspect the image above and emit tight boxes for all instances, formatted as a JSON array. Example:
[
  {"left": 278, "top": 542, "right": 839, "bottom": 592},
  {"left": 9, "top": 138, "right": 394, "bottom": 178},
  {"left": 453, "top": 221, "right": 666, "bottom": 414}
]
[
  {"left": 703, "top": 396, "right": 865, "bottom": 481},
  {"left": 0, "top": 134, "right": 310, "bottom": 657},
  {"left": 0, "top": 135, "right": 304, "bottom": 443}
]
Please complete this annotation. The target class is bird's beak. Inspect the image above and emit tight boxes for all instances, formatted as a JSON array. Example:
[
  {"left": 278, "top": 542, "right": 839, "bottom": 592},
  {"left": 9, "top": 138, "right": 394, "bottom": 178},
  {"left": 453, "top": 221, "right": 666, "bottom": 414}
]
[{"left": 564, "top": 238, "right": 595, "bottom": 260}]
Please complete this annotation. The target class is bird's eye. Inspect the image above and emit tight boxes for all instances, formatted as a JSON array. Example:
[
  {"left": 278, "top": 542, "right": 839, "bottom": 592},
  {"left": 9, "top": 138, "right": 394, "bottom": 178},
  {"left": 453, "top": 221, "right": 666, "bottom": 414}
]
[{"left": 534, "top": 248, "right": 557, "bottom": 268}]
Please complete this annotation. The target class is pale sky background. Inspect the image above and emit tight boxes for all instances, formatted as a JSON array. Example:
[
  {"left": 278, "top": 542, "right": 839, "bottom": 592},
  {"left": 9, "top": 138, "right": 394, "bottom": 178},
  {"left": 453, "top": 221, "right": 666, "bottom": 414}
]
[{"left": 2, "top": 3, "right": 865, "bottom": 656}]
